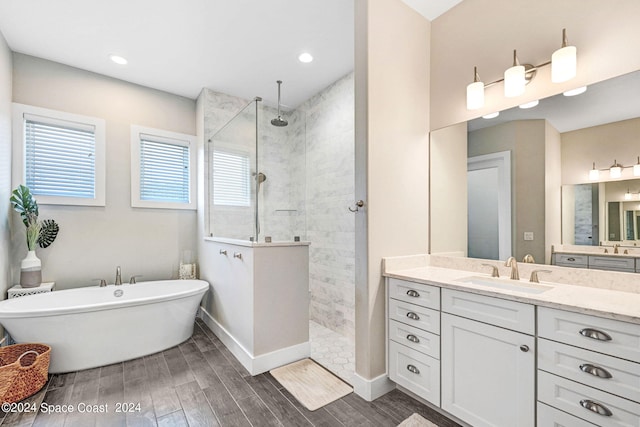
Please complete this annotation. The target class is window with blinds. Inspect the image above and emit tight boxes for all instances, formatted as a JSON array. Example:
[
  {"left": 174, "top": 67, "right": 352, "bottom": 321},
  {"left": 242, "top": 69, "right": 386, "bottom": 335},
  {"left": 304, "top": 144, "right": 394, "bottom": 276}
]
[
  {"left": 24, "top": 115, "right": 96, "bottom": 199},
  {"left": 213, "top": 150, "right": 251, "bottom": 207},
  {"left": 130, "top": 125, "right": 196, "bottom": 210},
  {"left": 139, "top": 136, "right": 190, "bottom": 203}
]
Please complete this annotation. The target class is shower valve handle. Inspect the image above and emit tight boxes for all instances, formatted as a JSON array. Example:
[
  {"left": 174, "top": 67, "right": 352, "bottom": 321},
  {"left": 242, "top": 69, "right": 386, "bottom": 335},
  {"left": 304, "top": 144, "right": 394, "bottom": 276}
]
[{"left": 349, "top": 200, "right": 365, "bottom": 212}]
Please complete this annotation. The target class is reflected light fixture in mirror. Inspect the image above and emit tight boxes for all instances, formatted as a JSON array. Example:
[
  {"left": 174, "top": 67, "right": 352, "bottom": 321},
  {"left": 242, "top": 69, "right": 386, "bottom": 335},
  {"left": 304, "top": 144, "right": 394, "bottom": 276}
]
[
  {"left": 635, "top": 157, "right": 640, "bottom": 176},
  {"left": 610, "top": 160, "right": 623, "bottom": 178},
  {"left": 465, "top": 28, "right": 577, "bottom": 110}
]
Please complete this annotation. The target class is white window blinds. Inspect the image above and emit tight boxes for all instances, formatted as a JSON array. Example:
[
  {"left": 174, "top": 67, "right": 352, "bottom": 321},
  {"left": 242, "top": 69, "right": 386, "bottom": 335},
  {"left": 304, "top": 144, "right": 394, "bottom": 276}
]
[
  {"left": 213, "top": 151, "right": 251, "bottom": 206},
  {"left": 24, "top": 114, "right": 96, "bottom": 199},
  {"left": 139, "top": 135, "right": 191, "bottom": 203}
]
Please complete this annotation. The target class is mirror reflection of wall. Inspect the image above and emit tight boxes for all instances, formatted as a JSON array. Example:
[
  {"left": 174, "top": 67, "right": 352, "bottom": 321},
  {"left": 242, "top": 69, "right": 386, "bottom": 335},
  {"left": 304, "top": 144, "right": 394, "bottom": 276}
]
[{"left": 430, "top": 70, "right": 640, "bottom": 264}]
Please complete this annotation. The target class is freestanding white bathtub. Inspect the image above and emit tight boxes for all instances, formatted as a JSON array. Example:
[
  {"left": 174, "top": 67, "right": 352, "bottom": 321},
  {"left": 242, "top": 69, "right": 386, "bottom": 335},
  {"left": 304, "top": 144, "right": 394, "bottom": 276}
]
[{"left": 0, "top": 279, "right": 209, "bottom": 373}]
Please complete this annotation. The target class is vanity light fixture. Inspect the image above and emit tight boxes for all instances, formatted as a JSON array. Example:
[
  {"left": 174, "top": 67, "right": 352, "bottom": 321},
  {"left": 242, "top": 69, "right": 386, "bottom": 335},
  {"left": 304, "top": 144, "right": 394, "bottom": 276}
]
[
  {"left": 504, "top": 50, "right": 526, "bottom": 98},
  {"left": 109, "top": 54, "right": 128, "bottom": 65},
  {"left": 465, "top": 28, "right": 577, "bottom": 110},
  {"left": 482, "top": 112, "right": 499, "bottom": 119},
  {"left": 519, "top": 100, "right": 539, "bottom": 109},
  {"left": 589, "top": 162, "right": 600, "bottom": 181},
  {"left": 467, "top": 67, "right": 484, "bottom": 110},
  {"left": 551, "top": 29, "right": 577, "bottom": 83},
  {"left": 589, "top": 158, "right": 640, "bottom": 180},
  {"left": 625, "top": 189, "right": 633, "bottom": 201},
  {"left": 610, "top": 160, "right": 623, "bottom": 179}
]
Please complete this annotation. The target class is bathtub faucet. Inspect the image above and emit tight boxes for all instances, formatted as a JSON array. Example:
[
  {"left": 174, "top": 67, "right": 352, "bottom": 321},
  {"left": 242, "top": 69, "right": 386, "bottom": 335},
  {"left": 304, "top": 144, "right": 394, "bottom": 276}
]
[{"left": 115, "top": 266, "right": 122, "bottom": 286}]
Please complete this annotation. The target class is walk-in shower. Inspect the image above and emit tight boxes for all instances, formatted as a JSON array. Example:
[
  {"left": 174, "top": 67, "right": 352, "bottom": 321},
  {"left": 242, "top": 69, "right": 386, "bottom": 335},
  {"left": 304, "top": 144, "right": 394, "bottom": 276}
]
[{"left": 206, "top": 96, "right": 305, "bottom": 242}]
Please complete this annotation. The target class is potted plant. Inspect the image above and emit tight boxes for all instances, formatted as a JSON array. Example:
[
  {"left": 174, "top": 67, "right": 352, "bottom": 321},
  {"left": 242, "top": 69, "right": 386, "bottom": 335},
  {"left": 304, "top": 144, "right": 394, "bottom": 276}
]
[{"left": 10, "top": 185, "right": 59, "bottom": 288}]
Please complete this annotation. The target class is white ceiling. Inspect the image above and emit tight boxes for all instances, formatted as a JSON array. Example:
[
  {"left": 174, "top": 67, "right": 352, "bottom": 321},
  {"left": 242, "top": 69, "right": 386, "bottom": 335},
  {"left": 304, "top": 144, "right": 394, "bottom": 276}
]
[
  {"left": 0, "top": 0, "right": 356, "bottom": 108},
  {"left": 401, "top": 0, "right": 463, "bottom": 20}
]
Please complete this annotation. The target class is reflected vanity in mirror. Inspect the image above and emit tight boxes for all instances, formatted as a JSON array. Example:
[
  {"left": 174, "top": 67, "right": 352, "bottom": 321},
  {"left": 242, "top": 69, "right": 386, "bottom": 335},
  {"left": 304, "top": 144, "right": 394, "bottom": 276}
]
[{"left": 430, "top": 69, "right": 640, "bottom": 269}]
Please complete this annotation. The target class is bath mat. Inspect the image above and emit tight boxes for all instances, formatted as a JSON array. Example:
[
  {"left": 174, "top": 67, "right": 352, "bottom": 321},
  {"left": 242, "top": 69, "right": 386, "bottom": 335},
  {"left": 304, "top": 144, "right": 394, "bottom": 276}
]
[
  {"left": 398, "top": 413, "right": 440, "bottom": 427},
  {"left": 269, "top": 358, "right": 352, "bottom": 411}
]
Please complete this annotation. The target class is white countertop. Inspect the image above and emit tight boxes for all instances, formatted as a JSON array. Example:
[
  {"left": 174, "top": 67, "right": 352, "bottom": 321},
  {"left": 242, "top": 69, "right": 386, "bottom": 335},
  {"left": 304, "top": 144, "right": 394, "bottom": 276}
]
[{"left": 384, "top": 265, "right": 640, "bottom": 325}]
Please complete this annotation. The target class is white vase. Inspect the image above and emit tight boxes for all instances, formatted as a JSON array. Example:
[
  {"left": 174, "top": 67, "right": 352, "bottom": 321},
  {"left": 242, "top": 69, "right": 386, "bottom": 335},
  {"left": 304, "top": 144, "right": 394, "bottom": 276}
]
[{"left": 20, "top": 250, "right": 42, "bottom": 288}]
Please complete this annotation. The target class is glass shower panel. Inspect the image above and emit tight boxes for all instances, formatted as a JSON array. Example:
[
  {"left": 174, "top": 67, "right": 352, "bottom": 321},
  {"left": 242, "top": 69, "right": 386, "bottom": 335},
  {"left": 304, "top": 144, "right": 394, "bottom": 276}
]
[
  {"left": 208, "top": 100, "right": 258, "bottom": 240},
  {"left": 256, "top": 106, "right": 307, "bottom": 242}
]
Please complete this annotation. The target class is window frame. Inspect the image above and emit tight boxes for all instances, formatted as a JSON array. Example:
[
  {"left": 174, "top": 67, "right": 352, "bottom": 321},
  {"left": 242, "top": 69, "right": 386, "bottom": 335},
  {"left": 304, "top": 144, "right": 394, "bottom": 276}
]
[
  {"left": 12, "top": 103, "right": 106, "bottom": 206},
  {"left": 130, "top": 125, "right": 197, "bottom": 210}
]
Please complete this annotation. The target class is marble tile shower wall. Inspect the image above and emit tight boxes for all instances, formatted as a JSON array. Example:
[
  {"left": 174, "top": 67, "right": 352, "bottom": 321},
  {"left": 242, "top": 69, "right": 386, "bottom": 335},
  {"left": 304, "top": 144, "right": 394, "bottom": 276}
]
[
  {"left": 203, "top": 89, "right": 305, "bottom": 241},
  {"left": 202, "top": 72, "right": 355, "bottom": 341},
  {"left": 301, "top": 73, "right": 355, "bottom": 341}
]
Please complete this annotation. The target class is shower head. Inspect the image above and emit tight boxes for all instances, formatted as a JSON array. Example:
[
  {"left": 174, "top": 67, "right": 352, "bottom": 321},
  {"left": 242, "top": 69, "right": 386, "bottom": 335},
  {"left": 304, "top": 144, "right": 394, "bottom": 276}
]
[{"left": 271, "top": 80, "right": 288, "bottom": 127}]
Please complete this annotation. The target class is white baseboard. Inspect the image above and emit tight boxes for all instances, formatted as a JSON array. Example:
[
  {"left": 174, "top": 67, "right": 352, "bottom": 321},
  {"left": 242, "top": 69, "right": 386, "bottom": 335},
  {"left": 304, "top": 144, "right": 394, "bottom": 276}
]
[
  {"left": 199, "top": 306, "right": 309, "bottom": 375},
  {"left": 352, "top": 372, "right": 396, "bottom": 401}
]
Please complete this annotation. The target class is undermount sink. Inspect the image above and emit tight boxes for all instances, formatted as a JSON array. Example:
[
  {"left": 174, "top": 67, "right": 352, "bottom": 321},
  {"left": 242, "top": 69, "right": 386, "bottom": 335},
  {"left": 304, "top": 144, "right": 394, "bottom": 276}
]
[{"left": 456, "top": 276, "right": 554, "bottom": 294}]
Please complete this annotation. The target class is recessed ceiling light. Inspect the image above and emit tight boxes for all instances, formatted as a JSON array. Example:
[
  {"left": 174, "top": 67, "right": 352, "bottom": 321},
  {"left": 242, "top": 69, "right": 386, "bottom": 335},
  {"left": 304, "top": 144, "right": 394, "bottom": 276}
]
[
  {"left": 109, "top": 54, "right": 128, "bottom": 65},
  {"left": 298, "top": 52, "right": 313, "bottom": 63},
  {"left": 519, "top": 100, "right": 539, "bottom": 109},
  {"left": 482, "top": 112, "right": 499, "bottom": 119},
  {"left": 563, "top": 86, "right": 587, "bottom": 96}
]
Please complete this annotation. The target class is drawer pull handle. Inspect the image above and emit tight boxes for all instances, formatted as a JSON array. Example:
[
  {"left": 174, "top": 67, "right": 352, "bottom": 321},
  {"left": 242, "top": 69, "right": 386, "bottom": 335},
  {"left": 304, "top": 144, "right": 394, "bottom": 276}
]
[
  {"left": 406, "top": 312, "right": 420, "bottom": 321},
  {"left": 219, "top": 249, "right": 227, "bottom": 255},
  {"left": 406, "top": 290, "right": 420, "bottom": 298},
  {"left": 567, "top": 257, "right": 576, "bottom": 261},
  {"left": 580, "top": 363, "right": 613, "bottom": 379},
  {"left": 579, "top": 328, "right": 612, "bottom": 341},
  {"left": 519, "top": 345, "right": 529, "bottom": 352},
  {"left": 580, "top": 399, "right": 613, "bottom": 417},
  {"left": 406, "top": 364, "right": 420, "bottom": 375},
  {"left": 406, "top": 334, "right": 420, "bottom": 343}
]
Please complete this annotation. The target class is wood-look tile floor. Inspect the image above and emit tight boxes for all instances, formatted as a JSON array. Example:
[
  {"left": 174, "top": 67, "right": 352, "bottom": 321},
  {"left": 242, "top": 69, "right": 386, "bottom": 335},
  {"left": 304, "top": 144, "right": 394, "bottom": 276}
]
[{"left": 0, "top": 319, "right": 460, "bottom": 427}]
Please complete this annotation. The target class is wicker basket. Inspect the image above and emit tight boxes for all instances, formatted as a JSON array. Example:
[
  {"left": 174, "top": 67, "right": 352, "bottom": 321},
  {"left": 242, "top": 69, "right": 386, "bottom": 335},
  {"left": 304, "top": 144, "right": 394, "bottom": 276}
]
[{"left": 0, "top": 343, "right": 51, "bottom": 404}]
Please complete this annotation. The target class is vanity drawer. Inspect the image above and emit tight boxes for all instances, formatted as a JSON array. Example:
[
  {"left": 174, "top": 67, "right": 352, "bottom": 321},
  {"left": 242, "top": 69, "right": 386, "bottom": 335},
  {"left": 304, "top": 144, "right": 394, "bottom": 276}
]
[
  {"left": 538, "top": 307, "right": 640, "bottom": 362},
  {"left": 389, "top": 319, "right": 440, "bottom": 359},
  {"left": 388, "top": 298, "right": 440, "bottom": 335},
  {"left": 389, "top": 340, "right": 440, "bottom": 406},
  {"left": 589, "top": 255, "right": 635, "bottom": 272},
  {"left": 537, "top": 401, "right": 597, "bottom": 427},
  {"left": 388, "top": 278, "right": 440, "bottom": 310},
  {"left": 553, "top": 253, "right": 588, "bottom": 268},
  {"left": 538, "top": 371, "right": 640, "bottom": 427},
  {"left": 441, "top": 288, "right": 534, "bottom": 334},
  {"left": 538, "top": 338, "right": 640, "bottom": 403}
]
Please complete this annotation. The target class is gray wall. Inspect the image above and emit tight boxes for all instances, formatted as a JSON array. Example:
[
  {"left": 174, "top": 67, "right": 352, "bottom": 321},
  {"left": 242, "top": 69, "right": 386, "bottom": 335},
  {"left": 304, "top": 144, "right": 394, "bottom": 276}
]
[
  {"left": 0, "top": 31, "right": 11, "bottom": 301},
  {"left": 11, "top": 54, "right": 197, "bottom": 289}
]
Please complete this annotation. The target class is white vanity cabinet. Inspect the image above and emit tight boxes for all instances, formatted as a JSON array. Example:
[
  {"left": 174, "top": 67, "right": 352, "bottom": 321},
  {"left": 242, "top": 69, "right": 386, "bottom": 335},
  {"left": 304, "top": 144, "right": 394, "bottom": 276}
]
[
  {"left": 537, "top": 307, "right": 640, "bottom": 426},
  {"left": 387, "top": 278, "right": 441, "bottom": 406},
  {"left": 441, "top": 289, "right": 535, "bottom": 427}
]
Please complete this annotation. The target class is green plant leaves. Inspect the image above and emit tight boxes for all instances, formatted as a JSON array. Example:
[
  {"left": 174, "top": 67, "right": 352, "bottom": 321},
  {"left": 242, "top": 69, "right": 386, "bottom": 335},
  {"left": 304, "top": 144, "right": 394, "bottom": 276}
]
[
  {"left": 10, "top": 184, "right": 39, "bottom": 227},
  {"left": 38, "top": 219, "right": 59, "bottom": 249}
]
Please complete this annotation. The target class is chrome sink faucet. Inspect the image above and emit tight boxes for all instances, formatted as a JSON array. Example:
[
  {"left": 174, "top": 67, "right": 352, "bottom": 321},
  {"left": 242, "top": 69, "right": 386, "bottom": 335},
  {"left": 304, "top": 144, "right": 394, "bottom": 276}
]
[
  {"left": 115, "top": 266, "right": 122, "bottom": 286},
  {"left": 505, "top": 257, "right": 519, "bottom": 280}
]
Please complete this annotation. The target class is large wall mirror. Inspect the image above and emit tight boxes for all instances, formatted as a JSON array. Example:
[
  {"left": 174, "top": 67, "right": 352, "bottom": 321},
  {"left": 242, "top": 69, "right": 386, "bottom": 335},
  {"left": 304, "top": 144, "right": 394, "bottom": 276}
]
[{"left": 430, "top": 69, "right": 640, "bottom": 265}]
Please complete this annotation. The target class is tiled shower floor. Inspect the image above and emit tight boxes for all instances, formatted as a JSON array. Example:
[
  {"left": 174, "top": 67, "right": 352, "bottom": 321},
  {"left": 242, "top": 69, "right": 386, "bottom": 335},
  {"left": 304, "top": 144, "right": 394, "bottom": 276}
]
[{"left": 309, "top": 321, "right": 355, "bottom": 384}]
